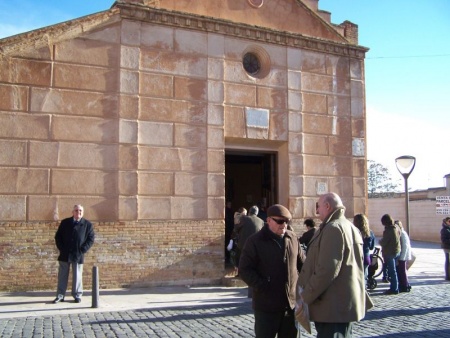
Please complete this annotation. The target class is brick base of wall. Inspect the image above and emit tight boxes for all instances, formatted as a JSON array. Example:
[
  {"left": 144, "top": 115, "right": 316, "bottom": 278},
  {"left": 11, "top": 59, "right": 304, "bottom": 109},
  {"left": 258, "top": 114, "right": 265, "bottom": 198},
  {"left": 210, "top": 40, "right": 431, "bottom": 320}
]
[{"left": 0, "top": 220, "right": 225, "bottom": 292}]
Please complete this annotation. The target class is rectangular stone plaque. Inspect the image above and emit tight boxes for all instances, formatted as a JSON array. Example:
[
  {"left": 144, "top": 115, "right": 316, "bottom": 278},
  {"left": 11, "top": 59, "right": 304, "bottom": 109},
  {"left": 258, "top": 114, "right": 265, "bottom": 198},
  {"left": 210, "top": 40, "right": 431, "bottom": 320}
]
[{"left": 245, "top": 108, "right": 269, "bottom": 128}]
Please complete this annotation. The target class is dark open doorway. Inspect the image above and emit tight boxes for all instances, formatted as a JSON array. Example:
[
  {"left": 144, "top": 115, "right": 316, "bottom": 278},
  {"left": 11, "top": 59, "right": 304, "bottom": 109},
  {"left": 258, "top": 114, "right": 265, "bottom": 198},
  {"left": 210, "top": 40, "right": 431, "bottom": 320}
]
[{"left": 225, "top": 150, "right": 278, "bottom": 214}]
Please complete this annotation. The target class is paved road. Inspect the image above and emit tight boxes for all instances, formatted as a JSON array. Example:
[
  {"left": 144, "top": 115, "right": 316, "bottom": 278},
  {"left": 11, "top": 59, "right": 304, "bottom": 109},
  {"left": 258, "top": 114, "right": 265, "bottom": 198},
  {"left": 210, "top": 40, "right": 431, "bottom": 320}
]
[{"left": 1, "top": 241, "right": 449, "bottom": 337}]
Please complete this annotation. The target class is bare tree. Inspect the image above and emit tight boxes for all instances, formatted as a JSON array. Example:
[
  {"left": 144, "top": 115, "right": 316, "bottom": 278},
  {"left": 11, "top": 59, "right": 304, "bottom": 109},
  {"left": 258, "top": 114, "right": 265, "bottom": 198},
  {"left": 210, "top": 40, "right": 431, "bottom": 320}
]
[{"left": 367, "top": 160, "right": 400, "bottom": 197}]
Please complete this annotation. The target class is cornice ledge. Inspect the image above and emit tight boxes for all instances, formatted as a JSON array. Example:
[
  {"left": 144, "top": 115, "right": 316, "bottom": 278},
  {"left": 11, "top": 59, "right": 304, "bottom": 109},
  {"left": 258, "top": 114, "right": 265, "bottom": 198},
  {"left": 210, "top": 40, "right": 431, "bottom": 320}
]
[
  {"left": 0, "top": 9, "right": 121, "bottom": 59},
  {"left": 116, "top": 2, "right": 368, "bottom": 59}
]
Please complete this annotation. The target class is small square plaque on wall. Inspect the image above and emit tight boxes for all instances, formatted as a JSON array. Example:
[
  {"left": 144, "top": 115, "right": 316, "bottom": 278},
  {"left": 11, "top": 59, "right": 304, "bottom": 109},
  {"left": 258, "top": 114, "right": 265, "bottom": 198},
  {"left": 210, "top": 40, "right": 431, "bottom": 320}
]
[
  {"left": 317, "top": 182, "right": 328, "bottom": 195},
  {"left": 352, "top": 138, "right": 365, "bottom": 157},
  {"left": 245, "top": 108, "right": 269, "bottom": 128}
]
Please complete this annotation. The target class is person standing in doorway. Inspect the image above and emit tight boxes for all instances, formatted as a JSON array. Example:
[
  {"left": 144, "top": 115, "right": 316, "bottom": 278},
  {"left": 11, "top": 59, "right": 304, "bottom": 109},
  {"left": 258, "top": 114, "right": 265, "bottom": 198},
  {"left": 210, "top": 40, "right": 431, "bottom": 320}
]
[
  {"left": 53, "top": 204, "right": 95, "bottom": 303},
  {"left": 440, "top": 217, "right": 450, "bottom": 281},
  {"left": 235, "top": 205, "right": 264, "bottom": 275},
  {"left": 239, "top": 204, "right": 305, "bottom": 338},
  {"left": 298, "top": 193, "right": 371, "bottom": 337},
  {"left": 225, "top": 201, "right": 234, "bottom": 264}
]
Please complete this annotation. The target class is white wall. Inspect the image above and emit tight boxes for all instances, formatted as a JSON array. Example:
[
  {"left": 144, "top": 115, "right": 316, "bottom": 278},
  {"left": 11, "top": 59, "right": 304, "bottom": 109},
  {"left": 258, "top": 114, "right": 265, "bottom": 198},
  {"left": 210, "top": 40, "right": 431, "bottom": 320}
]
[{"left": 368, "top": 198, "right": 443, "bottom": 243}]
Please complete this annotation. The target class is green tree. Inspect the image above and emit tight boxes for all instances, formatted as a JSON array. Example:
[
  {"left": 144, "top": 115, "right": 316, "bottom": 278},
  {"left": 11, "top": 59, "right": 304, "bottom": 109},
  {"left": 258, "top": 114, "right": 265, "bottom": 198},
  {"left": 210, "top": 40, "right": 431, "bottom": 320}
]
[{"left": 367, "top": 160, "right": 400, "bottom": 196}]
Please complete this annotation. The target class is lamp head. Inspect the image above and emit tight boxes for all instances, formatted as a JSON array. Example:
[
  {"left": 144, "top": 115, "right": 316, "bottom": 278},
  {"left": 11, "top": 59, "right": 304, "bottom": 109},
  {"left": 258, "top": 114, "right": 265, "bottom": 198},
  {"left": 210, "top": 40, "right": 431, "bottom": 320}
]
[{"left": 395, "top": 155, "right": 416, "bottom": 178}]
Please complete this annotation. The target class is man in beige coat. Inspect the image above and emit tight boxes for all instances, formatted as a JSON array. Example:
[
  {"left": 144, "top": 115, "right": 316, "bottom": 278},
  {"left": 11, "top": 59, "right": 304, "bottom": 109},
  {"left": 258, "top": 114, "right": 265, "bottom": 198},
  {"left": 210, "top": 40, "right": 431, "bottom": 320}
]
[{"left": 298, "top": 193, "right": 372, "bottom": 337}]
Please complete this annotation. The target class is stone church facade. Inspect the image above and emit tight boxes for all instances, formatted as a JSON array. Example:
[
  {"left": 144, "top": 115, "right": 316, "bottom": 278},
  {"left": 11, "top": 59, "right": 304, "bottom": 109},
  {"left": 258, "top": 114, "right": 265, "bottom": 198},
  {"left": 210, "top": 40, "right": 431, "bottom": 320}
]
[{"left": 0, "top": 0, "right": 368, "bottom": 291}]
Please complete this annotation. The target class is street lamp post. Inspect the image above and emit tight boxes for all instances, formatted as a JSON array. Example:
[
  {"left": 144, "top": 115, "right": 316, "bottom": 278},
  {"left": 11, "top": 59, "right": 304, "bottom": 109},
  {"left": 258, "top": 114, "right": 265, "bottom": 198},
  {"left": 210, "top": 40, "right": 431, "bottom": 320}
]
[{"left": 395, "top": 155, "right": 416, "bottom": 236}]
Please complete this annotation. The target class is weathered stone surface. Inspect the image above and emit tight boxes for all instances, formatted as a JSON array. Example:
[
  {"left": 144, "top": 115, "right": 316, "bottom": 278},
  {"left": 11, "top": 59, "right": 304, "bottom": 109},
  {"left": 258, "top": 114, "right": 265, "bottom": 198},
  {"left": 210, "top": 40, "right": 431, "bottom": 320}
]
[
  {"left": 139, "top": 121, "right": 173, "bottom": 146},
  {"left": 0, "top": 140, "right": 27, "bottom": 166},
  {"left": 52, "top": 115, "right": 118, "bottom": 143},
  {"left": 174, "top": 124, "right": 207, "bottom": 148},
  {"left": 0, "top": 112, "right": 49, "bottom": 139},
  {"left": 302, "top": 92, "right": 327, "bottom": 114},
  {"left": 224, "top": 83, "right": 256, "bottom": 107},
  {"left": 31, "top": 88, "right": 119, "bottom": 117},
  {"left": 208, "top": 126, "right": 224, "bottom": 149},
  {"left": 207, "top": 150, "right": 225, "bottom": 173},
  {"left": 0, "top": 168, "right": 49, "bottom": 194},
  {"left": 139, "top": 72, "right": 173, "bottom": 97},
  {"left": 119, "top": 171, "right": 138, "bottom": 195},
  {"left": 208, "top": 173, "right": 224, "bottom": 196},
  {"left": 140, "top": 97, "right": 207, "bottom": 124},
  {"left": 52, "top": 169, "right": 118, "bottom": 195},
  {"left": 303, "top": 113, "right": 332, "bottom": 134},
  {"left": 54, "top": 64, "right": 119, "bottom": 92},
  {"left": 0, "top": 84, "right": 28, "bottom": 111},
  {"left": 55, "top": 38, "right": 120, "bottom": 67},
  {"left": 139, "top": 197, "right": 171, "bottom": 219},
  {"left": 224, "top": 105, "right": 246, "bottom": 138},
  {"left": 175, "top": 172, "right": 207, "bottom": 196},
  {"left": 138, "top": 172, "right": 173, "bottom": 195},
  {"left": 257, "top": 87, "right": 287, "bottom": 109},
  {"left": 0, "top": 196, "right": 26, "bottom": 221},
  {"left": 303, "top": 133, "right": 327, "bottom": 155}
]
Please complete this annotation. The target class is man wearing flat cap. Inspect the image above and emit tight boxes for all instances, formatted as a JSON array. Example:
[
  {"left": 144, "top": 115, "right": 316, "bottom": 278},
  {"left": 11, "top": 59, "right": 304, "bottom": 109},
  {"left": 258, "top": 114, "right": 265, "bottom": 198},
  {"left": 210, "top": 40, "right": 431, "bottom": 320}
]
[{"left": 239, "top": 204, "right": 305, "bottom": 338}]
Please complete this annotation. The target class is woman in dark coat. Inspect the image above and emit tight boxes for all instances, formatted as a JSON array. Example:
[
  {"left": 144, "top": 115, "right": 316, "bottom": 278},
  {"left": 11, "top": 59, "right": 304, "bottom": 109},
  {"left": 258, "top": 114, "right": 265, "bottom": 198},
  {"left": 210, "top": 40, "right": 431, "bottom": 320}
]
[{"left": 440, "top": 217, "right": 450, "bottom": 280}]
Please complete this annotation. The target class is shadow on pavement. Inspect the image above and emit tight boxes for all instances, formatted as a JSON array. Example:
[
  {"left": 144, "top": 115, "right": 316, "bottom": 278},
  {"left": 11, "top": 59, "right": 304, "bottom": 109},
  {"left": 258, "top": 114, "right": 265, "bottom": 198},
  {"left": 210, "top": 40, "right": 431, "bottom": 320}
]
[
  {"left": 376, "top": 329, "right": 450, "bottom": 338},
  {"left": 88, "top": 302, "right": 253, "bottom": 325},
  {"left": 365, "top": 306, "right": 450, "bottom": 320}
]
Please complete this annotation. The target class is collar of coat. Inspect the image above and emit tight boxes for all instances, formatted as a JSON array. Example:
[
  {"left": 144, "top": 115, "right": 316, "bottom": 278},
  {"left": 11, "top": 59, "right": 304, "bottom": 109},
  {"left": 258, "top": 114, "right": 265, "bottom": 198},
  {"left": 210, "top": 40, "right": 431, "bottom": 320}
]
[
  {"left": 261, "top": 223, "right": 295, "bottom": 241},
  {"left": 319, "top": 207, "right": 345, "bottom": 230}
]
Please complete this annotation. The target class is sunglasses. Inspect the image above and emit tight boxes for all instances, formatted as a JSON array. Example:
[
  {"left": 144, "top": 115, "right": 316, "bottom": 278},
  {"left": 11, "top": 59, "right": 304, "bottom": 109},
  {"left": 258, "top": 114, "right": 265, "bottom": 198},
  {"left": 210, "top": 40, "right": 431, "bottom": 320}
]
[{"left": 271, "top": 217, "right": 288, "bottom": 225}]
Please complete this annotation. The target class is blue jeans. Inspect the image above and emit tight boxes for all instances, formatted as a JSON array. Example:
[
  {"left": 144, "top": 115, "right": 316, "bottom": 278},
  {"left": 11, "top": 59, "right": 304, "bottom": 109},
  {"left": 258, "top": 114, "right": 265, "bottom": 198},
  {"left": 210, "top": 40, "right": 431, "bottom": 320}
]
[{"left": 385, "top": 254, "right": 399, "bottom": 292}]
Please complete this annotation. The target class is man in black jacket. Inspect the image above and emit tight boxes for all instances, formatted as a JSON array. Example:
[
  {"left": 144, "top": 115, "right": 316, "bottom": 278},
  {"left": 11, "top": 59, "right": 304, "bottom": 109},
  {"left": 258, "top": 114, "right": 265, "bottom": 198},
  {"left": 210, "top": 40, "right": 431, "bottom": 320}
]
[
  {"left": 239, "top": 204, "right": 305, "bottom": 338},
  {"left": 235, "top": 205, "right": 264, "bottom": 270},
  {"left": 53, "top": 205, "right": 95, "bottom": 303},
  {"left": 299, "top": 218, "right": 316, "bottom": 249}
]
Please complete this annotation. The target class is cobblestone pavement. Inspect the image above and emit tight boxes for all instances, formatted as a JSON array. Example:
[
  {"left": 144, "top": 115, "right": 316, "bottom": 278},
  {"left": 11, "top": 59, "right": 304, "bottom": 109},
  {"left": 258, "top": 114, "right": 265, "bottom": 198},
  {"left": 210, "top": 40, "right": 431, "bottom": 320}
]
[{"left": 1, "top": 241, "right": 449, "bottom": 337}]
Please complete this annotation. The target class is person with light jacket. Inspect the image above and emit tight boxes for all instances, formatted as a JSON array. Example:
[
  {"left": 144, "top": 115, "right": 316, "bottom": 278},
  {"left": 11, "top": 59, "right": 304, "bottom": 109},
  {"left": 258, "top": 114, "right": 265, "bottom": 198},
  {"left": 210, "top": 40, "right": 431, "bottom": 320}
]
[
  {"left": 395, "top": 220, "right": 412, "bottom": 292},
  {"left": 298, "top": 192, "right": 372, "bottom": 337}
]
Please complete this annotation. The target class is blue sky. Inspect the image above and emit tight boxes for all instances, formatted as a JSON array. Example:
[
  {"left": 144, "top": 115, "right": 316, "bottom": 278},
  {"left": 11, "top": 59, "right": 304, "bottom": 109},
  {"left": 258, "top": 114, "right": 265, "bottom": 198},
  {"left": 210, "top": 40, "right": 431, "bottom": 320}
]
[
  {"left": 320, "top": 0, "right": 450, "bottom": 190},
  {"left": 1, "top": 0, "right": 449, "bottom": 190}
]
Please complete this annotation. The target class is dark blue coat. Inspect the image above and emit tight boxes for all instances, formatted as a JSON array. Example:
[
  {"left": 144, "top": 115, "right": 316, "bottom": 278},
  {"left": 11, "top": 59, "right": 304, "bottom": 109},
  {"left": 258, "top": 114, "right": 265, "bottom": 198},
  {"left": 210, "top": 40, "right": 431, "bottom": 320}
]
[
  {"left": 441, "top": 223, "right": 450, "bottom": 250},
  {"left": 55, "top": 217, "right": 95, "bottom": 264}
]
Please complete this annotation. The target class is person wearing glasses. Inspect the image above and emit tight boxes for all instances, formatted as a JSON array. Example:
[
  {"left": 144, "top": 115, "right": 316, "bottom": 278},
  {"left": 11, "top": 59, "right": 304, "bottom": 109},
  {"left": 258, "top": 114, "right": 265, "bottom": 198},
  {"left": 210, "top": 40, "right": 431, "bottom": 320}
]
[
  {"left": 53, "top": 205, "right": 95, "bottom": 304},
  {"left": 440, "top": 216, "right": 450, "bottom": 280},
  {"left": 239, "top": 204, "right": 305, "bottom": 338},
  {"left": 298, "top": 193, "right": 372, "bottom": 337}
]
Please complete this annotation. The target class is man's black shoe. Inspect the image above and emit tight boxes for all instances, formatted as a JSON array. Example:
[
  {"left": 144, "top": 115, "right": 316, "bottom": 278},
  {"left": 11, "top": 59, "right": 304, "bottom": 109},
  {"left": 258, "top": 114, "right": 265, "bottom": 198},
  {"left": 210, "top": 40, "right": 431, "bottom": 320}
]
[
  {"left": 383, "top": 289, "right": 399, "bottom": 295},
  {"left": 399, "top": 285, "right": 411, "bottom": 293},
  {"left": 74, "top": 297, "right": 81, "bottom": 303},
  {"left": 52, "top": 297, "right": 64, "bottom": 304}
]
